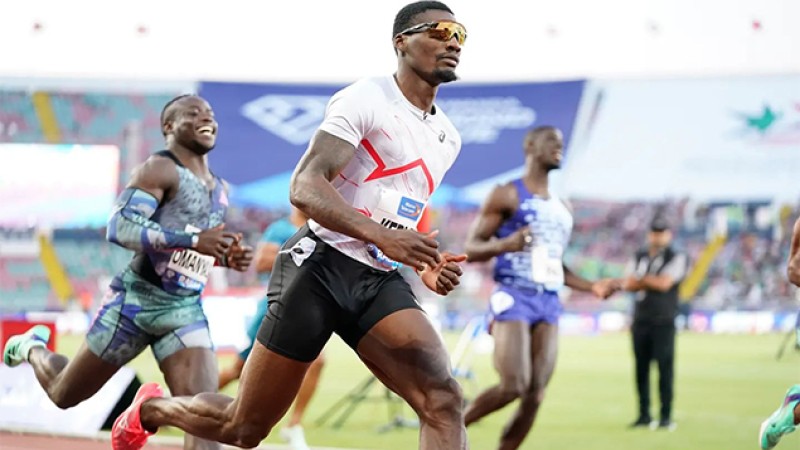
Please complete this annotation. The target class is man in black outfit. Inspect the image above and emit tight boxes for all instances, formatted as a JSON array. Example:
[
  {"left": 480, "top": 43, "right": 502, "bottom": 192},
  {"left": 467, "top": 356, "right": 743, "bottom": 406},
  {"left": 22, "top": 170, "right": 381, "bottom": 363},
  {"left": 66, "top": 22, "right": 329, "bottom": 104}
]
[{"left": 622, "top": 215, "right": 689, "bottom": 431}]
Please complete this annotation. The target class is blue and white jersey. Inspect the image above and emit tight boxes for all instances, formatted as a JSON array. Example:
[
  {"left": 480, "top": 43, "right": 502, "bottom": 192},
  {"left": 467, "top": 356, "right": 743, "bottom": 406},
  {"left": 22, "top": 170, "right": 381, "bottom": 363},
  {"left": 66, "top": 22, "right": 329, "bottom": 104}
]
[
  {"left": 121, "top": 152, "right": 228, "bottom": 297},
  {"left": 492, "top": 179, "right": 573, "bottom": 293}
]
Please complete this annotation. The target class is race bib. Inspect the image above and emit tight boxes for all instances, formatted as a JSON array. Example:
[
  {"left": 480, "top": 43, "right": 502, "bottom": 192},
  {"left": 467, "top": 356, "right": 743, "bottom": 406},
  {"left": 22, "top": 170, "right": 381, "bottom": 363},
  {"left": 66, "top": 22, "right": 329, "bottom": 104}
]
[
  {"left": 366, "top": 189, "right": 427, "bottom": 269},
  {"left": 167, "top": 225, "right": 216, "bottom": 286},
  {"left": 531, "top": 244, "right": 564, "bottom": 288},
  {"left": 372, "top": 189, "right": 427, "bottom": 231}
]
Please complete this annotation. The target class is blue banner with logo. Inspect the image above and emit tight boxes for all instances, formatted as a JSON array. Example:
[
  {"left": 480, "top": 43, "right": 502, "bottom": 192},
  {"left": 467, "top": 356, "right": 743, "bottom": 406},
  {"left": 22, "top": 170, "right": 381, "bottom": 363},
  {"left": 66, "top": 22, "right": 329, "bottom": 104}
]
[
  {"left": 435, "top": 80, "right": 584, "bottom": 187},
  {"left": 200, "top": 82, "right": 342, "bottom": 188},
  {"left": 200, "top": 79, "right": 584, "bottom": 208}
]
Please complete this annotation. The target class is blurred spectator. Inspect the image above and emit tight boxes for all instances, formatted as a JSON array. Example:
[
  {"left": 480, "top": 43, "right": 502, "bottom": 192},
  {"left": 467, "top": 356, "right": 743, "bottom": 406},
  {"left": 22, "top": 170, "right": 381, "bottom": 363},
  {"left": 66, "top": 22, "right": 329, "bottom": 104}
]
[{"left": 621, "top": 214, "right": 689, "bottom": 431}]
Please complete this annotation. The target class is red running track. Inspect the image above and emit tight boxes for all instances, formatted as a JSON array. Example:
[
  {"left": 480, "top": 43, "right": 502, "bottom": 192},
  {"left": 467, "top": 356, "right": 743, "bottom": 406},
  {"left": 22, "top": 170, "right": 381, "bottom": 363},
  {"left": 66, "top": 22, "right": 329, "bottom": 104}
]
[
  {"left": 0, "top": 430, "right": 356, "bottom": 450},
  {"left": 0, "top": 431, "right": 184, "bottom": 450}
]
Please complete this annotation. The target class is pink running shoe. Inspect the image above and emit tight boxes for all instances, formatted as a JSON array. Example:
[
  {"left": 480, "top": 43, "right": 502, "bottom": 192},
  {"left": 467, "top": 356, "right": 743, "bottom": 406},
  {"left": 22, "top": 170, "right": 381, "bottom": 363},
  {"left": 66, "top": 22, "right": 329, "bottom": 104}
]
[{"left": 111, "top": 382, "right": 164, "bottom": 450}]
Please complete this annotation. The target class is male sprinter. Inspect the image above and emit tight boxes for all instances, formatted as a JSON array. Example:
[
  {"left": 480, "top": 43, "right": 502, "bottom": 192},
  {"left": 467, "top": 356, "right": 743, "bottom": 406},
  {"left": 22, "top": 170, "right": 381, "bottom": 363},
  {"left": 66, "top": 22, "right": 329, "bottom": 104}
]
[
  {"left": 111, "top": 2, "right": 471, "bottom": 449},
  {"left": 4, "top": 95, "right": 252, "bottom": 450}
]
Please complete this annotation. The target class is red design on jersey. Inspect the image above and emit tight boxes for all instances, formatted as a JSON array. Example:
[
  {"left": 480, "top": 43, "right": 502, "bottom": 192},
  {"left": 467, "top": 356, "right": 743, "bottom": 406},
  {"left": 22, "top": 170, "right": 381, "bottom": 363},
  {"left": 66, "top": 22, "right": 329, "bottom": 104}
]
[
  {"left": 361, "top": 139, "right": 434, "bottom": 195},
  {"left": 356, "top": 207, "right": 372, "bottom": 217},
  {"left": 338, "top": 173, "right": 360, "bottom": 187}
]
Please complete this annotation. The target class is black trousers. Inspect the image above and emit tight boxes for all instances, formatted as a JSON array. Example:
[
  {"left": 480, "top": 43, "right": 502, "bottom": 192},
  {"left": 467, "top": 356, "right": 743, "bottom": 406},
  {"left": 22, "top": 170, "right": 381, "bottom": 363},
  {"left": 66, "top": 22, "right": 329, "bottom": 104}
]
[{"left": 631, "top": 322, "right": 676, "bottom": 421}]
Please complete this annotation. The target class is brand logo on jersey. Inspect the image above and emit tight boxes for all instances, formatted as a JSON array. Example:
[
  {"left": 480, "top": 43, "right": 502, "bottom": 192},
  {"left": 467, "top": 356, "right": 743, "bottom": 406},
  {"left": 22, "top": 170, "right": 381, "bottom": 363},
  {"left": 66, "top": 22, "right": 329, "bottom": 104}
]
[
  {"left": 279, "top": 237, "right": 317, "bottom": 267},
  {"left": 241, "top": 95, "right": 329, "bottom": 145},
  {"left": 438, "top": 131, "right": 446, "bottom": 143},
  {"left": 219, "top": 189, "right": 229, "bottom": 207},
  {"left": 397, "top": 197, "right": 424, "bottom": 221}
]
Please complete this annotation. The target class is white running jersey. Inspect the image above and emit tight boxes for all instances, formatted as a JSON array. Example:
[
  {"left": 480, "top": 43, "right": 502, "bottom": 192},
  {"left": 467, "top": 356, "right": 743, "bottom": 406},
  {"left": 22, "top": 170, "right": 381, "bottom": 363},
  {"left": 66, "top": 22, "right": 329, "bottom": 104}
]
[
  {"left": 309, "top": 76, "right": 461, "bottom": 270},
  {"left": 493, "top": 180, "right": 574, "bottom": 292}
]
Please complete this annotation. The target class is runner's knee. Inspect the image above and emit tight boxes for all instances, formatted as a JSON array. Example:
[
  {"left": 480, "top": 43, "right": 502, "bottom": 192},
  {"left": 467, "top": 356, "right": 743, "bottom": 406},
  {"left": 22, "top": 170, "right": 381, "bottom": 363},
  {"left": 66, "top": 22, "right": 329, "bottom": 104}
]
[
  {"left": 417, "top": 375, "right": 463, "bottom": 426},
  {"left": 50, "top": 388, "right": 85, "bottom": 409},
  {"left": 498, "top": 371, "right": 530, "bottom": 401},
  {"left": 223, "top": 419, "right": 272, "bottom": 449},
  {"left": 521, "top": 386, "right": 546, "bottom": 408},
  {"left": 46, "top": 377, "right": 92, "bottom": 409}
]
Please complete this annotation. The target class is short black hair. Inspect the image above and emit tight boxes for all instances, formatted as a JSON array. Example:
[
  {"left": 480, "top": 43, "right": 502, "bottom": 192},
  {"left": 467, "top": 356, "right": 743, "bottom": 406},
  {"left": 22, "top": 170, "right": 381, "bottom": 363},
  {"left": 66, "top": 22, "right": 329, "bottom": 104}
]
[
  {"left": 527, "top": 125, "right": 558, "bottom": 141},
  {"left": 650, "top": 215, "right": 671, "bottom": 232},
  {"left": 160, "top": 94, "right": 194, "bottom": 136},
  {"left": 524, "top": 126, "right": 559, "bottom": 153},
  {"left": 393, "top": 1, "right": 453, "bottom": 37}
]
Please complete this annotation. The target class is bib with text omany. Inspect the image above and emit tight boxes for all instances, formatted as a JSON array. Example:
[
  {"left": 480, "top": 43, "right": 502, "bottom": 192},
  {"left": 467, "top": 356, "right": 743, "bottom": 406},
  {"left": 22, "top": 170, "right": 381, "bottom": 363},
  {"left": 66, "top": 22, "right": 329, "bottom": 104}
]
[
  {"left": 367, "top": 189, "right": 427, "bottom": 269},
  {"left": 530, "top": 244, "right": 564, "bottom": 290},
  {"left": 166, "top": 225, "right": 216, "bottom": 289}
]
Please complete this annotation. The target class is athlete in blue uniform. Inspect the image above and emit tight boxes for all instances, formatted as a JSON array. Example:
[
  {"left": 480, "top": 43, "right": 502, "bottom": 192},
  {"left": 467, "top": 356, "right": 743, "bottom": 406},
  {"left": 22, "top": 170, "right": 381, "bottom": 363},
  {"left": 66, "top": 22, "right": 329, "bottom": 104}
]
[
  {"left": 463, "top": 126, "right": 619, "bottom": 450},
  {"left": 3, "top": 95, "right": 253, "bottom": 450}
]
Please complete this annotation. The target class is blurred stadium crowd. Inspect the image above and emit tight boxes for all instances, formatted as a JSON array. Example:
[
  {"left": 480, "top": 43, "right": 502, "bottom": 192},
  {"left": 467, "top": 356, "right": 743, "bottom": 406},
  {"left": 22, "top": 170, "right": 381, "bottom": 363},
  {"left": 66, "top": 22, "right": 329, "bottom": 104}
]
[
  {"left": 1, "top": 88, "right": 798, "bottom": 323},
  {"left": 2, "top": 198, "right": 797, "bottom": 318}
]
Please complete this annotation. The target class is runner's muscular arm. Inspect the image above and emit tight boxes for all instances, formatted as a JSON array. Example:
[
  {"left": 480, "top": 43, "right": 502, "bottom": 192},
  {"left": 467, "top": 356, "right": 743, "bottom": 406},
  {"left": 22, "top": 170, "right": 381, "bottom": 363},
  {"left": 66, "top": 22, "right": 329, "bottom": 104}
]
[
  {"left": 464, "top": 184, "right": 522, "bottom": 262},
  {"left": 788, "top": 217, "right": 800, "bottom": 286},
  {"left": 559, "top": 198, "right": 619, "bottom": 298},
  {"left": 126, "top": 155, "right": 178, "bottom": 206},
  {"left": 563, "top": 265, "right": 594, "bottom": 291},
  {"left": 564, "top": 265, "right": 618, "bottom": 298},
  {"left": 290, "top": 130, "right": 387, "bottom": 244},
  {"left": 106, "top": 156, "right": 196, "bottom": 252},
  {"left": 290, "top": 130, "right": 440, "bottom": 271}
]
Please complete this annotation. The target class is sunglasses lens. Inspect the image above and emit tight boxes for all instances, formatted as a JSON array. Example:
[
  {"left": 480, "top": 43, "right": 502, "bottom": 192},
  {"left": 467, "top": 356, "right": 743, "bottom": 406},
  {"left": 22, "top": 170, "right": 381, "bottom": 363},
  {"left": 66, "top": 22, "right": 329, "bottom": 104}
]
[
  {"left": 427, "top": 28, "right": 450, "bottom": 41},
  {"left": 432, "top": 22, "right": 466, "bottom": 45}
]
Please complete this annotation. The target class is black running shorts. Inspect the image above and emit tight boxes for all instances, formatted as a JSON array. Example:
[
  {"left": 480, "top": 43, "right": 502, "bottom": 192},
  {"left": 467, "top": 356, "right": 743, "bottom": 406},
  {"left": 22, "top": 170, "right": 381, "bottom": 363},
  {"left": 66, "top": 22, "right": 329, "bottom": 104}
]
[{"left": 256, "top": 225, "right": 422, "bottom": 362}]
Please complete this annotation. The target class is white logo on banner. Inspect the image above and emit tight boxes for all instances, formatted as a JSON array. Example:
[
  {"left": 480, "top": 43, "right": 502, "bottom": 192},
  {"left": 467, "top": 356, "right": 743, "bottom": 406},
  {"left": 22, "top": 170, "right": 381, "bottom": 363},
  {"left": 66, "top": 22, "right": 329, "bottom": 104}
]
[
  {"left": 241, "top": 95, "right": 330, "bottom": 145},
  {"left": 438, "top": 97, "right": 536, "bottom": 144},
  {"left": 241, "top": 94, "right": 536, "bottom": 146}
]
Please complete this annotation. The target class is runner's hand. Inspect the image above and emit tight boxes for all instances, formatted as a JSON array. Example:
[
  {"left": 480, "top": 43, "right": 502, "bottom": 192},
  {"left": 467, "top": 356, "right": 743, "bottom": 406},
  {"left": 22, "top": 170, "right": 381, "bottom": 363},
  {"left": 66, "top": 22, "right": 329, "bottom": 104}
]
[
  {"left": 226, "top": 240, "right": 254, "bottom": 272},
  {"left": 195, "top": 224, "right": 239, "bottom": 260},
  {"left": 591, "top": 278, "right": 621, "bottom": 299},
  {"left": 420, "top": 252, "right": 468, "bottom": 295},
  {"left": 375, "top": 229, "right": 441, "bottom": 272},
  {"left": 505, "top": 227, "right": 533, "bottom": 252}
]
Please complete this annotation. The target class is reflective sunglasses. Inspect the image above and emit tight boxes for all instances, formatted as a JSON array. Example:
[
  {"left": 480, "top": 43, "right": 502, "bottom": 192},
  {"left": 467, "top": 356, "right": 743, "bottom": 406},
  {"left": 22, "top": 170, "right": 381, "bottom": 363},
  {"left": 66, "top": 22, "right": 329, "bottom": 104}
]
[{"left": 397, "top": 21, "right": 467, "bottom": 46}]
